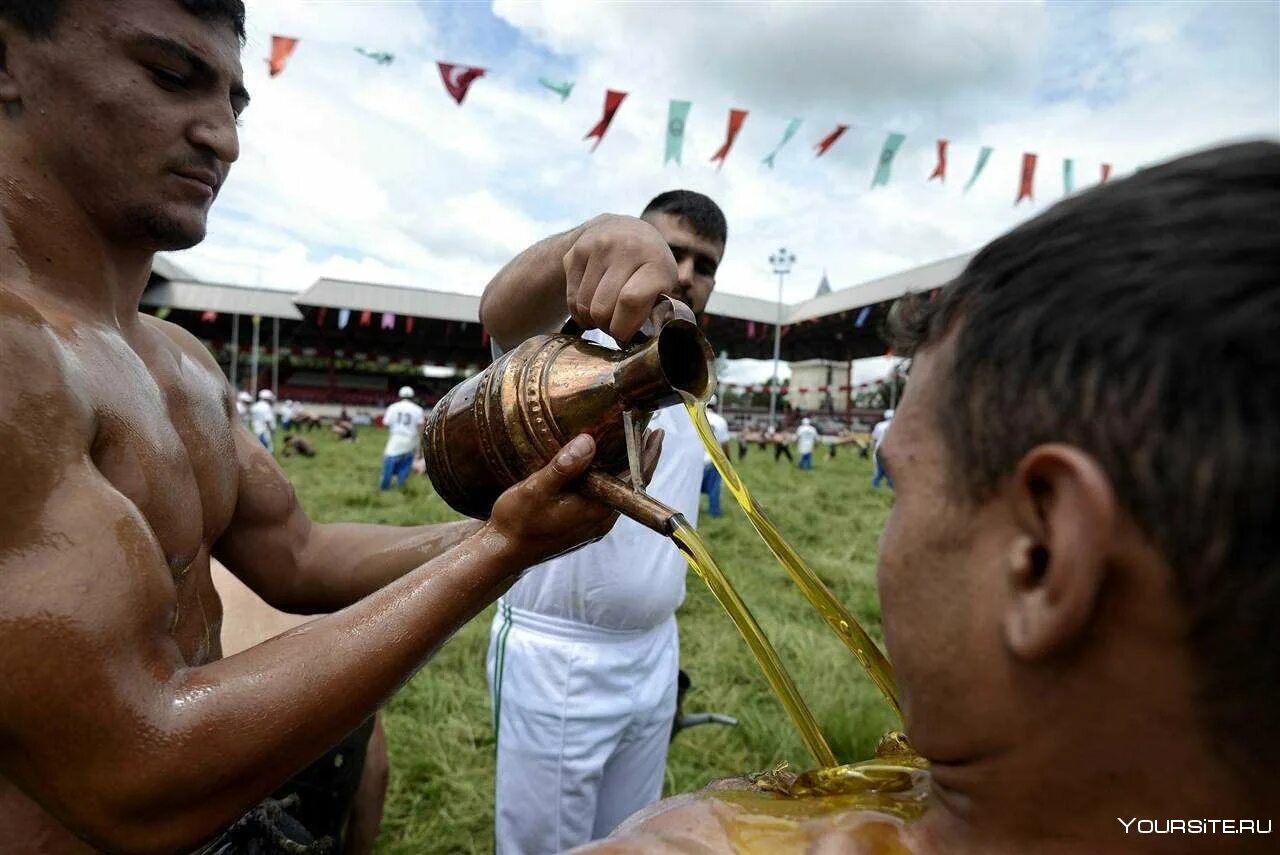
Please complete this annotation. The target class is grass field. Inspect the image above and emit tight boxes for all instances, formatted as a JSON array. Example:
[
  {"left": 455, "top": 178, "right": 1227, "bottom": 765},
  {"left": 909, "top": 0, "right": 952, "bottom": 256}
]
[{"left": 277, "top": 427, "right": 898, "bottom": 854}]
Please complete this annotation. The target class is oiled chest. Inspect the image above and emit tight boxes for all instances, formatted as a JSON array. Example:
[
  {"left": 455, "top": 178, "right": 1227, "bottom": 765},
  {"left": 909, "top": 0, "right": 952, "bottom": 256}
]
[{"left": 77, "top": 328, "right": 239, "bottom": 573}]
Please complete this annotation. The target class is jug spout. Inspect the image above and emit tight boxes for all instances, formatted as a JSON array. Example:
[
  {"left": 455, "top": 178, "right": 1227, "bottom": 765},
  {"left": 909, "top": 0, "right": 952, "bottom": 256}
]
[{"left": 613, "top": 315, "right": 715, "bottom": 411}]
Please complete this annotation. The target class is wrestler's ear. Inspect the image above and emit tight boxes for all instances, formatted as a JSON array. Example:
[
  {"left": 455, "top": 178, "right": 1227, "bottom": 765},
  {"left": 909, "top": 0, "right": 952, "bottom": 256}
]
[{"left": 1001, "top": 444, "right": 1116, "bottom": 661}]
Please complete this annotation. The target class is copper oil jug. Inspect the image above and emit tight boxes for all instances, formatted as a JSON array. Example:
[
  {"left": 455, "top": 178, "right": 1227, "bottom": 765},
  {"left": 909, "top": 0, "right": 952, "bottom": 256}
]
[{"left": 421, "top": 298, "right": 714, "bottom": 534}]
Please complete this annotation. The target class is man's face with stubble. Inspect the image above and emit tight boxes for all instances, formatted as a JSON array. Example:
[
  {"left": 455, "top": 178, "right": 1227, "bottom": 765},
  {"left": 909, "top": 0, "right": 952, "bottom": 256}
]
[
  {"left": 1, "top": 0, "right": 247, "bottom": 250},
  {"left": 641, "top": 211, "right": 724, "bottom": 316}
]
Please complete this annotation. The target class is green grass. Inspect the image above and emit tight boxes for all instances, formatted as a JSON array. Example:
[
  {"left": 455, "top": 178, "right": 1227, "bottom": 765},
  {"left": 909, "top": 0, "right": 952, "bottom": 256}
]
[{"left": 277, "top": 428, "right": 896, "bottom": 854}]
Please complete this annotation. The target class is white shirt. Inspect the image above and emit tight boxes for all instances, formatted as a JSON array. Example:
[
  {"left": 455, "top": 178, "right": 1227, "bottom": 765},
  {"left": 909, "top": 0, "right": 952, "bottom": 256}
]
[
  {"left": 795, "top": 424, "right": 818, "bottom": 454},
  {"left": 871, "top": 418, "right": 893, "bottom": 452},
  {"left": 501, "top": 329, "right": 705, "bottom": 631},
  {"left": 250, "top": 400, "right": 276, "bottom": 436},
  {"left": 703, "top": 409, "right": 730, "bottom": 465},
  {"left": 382, "top": 399, "right": 425, "bottom": 457}
]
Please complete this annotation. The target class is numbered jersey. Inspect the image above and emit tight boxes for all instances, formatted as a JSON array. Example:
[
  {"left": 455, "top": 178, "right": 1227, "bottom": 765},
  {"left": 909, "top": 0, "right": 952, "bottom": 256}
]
[{"left": 382, "top": 400, "right": 425, "bottom": 457}]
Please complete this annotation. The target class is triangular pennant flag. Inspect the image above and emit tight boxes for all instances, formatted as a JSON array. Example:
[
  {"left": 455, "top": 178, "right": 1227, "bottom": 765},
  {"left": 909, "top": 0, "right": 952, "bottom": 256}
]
[
  {"left": 963, "top": 146, "right": 993, "bottom": 193},
  {"left": 871, "top": 132, "right": 906, "bottom": 188},
  {"left": 154, "top": 306, "right": 172, "bottom": 320},
  {"left": 267, "top": 36, "right": 298, "bottom": 78},
  {"left": 201, "top": 310, "right": 218, "bottom": 323},
  {"left": 338, "top": 309, "right": 351, "bottom": 330},
  {"left": 762, "top": 118, "right": 802, "bottom": 168},
  {"left": 814, "top": 124, "right": 849, "bottom": 158},
  {"left": 747, "top": 320, "right": 757, "bottom": 338},
  {"left": 928, "top": 139, "right": 949, "bottom": 181},
  {"left": 1063, "top": 158, "right": 1075, "bottom": 194},
  {"left": 1100, "top": 163, "right": 1113, "bottom": 182},
  {"left": 665, "top": 100, "right": 691, "bottom": 165},
  {"left": 359, "top": 310, "right": 372, "bottom": 327},
  {"left": 405, "top": 316, "right": 415, "bottom": 334},
  {"left": 538, "top": 77, "right": 574, "bottom": 102},
  {"left": 710, "top": 108, "right": 748, "bottom": 169},
  {"left": 316, "top": 307, "right": 328, "bottom": 327},
  {"left": 584, "top": 89, "right": 628, "bottom": 152},
  {"left": 855, "top": 306, "right": 872, "bottom": 328},
  {"left": 1016, "top": 153, "right": 1038, "bottom": 204},
  {"left": 380, "top": 312, "right": 395, "bottom": 330},
  {"left": 354, "top": 47, "right": 394, "bottom": 66},
  {"left": 437, "top": 62, "right": 486, "bottom": 105}
]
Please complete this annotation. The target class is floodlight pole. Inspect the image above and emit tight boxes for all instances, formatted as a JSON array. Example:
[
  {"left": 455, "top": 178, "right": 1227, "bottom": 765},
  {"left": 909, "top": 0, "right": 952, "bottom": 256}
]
[{"left": 767, "top": 247, "right": 796, "bottom": 430}]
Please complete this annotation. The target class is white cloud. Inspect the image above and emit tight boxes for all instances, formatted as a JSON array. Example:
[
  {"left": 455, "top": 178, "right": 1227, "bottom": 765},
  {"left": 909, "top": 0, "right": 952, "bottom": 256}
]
[{"left": 170, "top": 0, "right": 1279, "bottom": 312}]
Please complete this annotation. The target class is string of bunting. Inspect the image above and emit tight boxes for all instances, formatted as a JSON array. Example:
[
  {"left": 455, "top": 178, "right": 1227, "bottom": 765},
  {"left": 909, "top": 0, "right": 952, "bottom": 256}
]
[{"left": 265, "top": 33, "right": 1114, "bottom": 204}]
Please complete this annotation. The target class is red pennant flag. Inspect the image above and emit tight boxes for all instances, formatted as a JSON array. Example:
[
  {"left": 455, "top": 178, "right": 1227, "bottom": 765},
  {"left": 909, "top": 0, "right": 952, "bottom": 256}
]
[
  {"left": 359, "top": 310, "right": 372, "bottom": 327},
  {"left": 481, "top": 329, "right": 491, "bottom": 347},
  {"left": 710, "top": 108, "right": 748, "bottom": 169},
  {"left": 267, "top": 36, "right": 298, "bottom": 78},
  {"left": 201, "top": 310, "right": 218, "bottom": 323},
  {"left": 315, "top": 307, "right": 328, "bottom": 327},
  {"left": 584, "top": 89, "right": 628, "bottom": 151},
  {"left": 405, "top": 317, "right": 415, "bottom": 334},
  {"left": 814, "top": 124, "right": 849, "bottom": 158},
  {"left": 1016, "top": 153, "right": 1038, "bottom": 204},
  {"left": 928, "top": 139, "right": 949, "bottom": 181},
  {"left": 437, "top": 62, "right": 486, "bottom": 105},
  {"left": 1100, "top": 163, "right": 1113, "bottom": 182}
]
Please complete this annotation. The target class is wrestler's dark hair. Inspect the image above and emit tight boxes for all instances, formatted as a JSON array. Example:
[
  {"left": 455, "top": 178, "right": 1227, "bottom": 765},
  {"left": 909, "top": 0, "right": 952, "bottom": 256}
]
[
  {"left": 889, "top": 139, "right": 1280, "bottom": 773},
  {"left": 0, "top": 0, "right": 247, "bottom": 41},
  {"left": 642, "top": 190, "right": 728, "bottom": 246}
]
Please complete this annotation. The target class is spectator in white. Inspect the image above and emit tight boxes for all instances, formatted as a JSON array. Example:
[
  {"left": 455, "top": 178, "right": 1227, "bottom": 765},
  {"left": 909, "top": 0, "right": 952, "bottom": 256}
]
[
  {"left": 478, "top": 190, "right": 727, "bottom": 855},
  {"left": 235, "top": 390, "right": 253, "bottom": 432},
  {"left": 380, "top": 386, "right": 425, "bottom": 491},
  {"left": 795, "top": 417, "right": 819, "bottom": 470},
  {"left": 280, "top": 399, "right": 296, "bottom": 432},
  {"left": 250, "top": 389, "right": 277, "bottom": 453},
  {"left": 700, "top": 396, "right": 731, "bottom": 517},
  {"left": 871, "top": 408, "right": 895, "bottom": 489}
]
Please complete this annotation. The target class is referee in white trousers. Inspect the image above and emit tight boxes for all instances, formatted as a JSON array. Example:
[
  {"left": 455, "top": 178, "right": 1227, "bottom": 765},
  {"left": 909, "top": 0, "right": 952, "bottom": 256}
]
[{"left": 479, "top": 191, "right": 728, "bottom": 854}]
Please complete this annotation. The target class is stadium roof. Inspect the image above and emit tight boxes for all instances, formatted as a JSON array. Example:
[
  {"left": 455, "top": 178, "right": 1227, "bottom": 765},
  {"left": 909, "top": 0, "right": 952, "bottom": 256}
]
[
  {"left": 297, "top": 278, "right": 479, "bottom": 322},
  {"left": 140, "top": 280, "right": 304, "bottom": 320},
  {"left": 786, "top": 252, "right": 973, "bottom": 323}
]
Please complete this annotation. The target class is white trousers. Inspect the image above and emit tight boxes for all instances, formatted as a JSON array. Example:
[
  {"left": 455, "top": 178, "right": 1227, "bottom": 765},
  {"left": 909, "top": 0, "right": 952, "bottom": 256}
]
[{"left": 486, "top": 602, "right": 678, "bottom": 855}]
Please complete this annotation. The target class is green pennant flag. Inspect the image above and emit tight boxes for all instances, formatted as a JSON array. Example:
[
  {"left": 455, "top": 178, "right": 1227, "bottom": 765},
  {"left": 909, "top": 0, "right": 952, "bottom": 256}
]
[
  {"left": 665, "top": 100, "right": 691, "bottom": 165},
  {"left": 538, "top": 77, "right": 574, "bottom": 102},
  {"left": 963, "top": 145, "right": 994, "bottom": 193},
  {"left": 354, "top": 47, "right": 394, "bottom": 66},
  {"left": 762, "top": 118, "right": 802, "bottom": 168},
  {"left": 870, "top": 132, "right": 906, "bottom": 188},
  {"left": 155, "top": 306, "right": 172, "bottom": 320},
  {"left": 1063, "top": 158, "right": 1075, "bottom": 194}
]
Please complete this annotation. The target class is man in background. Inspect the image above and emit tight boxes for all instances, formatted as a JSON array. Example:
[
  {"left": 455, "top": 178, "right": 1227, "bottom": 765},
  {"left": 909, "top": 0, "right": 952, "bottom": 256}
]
[
  {"left": 250, "top": 388, "right": 277, "bottom": 453},
  {"left": 871, "top": 408, "right": 894, "bottom": 488},
  {"left": 479, "top": 190, "right": 727, "bottom": 854},
  {"left": 795, "top": 417, "right": 818, "bottom": 470},
  {"left": 380, "top": 385, "right": 424, "bottom": 490},
  {"left": 700, "top": 396, "right": 731, "bottom": 518}
]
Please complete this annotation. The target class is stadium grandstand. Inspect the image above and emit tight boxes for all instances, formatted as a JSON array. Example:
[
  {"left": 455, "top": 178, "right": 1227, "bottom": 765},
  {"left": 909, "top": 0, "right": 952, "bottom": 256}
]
[{"left": 140, "top": 252, "right": 972, "bottom": 417}]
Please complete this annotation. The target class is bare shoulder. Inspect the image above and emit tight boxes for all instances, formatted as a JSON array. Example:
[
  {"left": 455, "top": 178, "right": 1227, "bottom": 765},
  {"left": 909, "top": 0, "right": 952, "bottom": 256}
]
[
  {"left": 0, "top": 287, "right": 93, "bottom": 442},
  {"left": 141, "top": 312, "right": 227, "bottom": 375}
]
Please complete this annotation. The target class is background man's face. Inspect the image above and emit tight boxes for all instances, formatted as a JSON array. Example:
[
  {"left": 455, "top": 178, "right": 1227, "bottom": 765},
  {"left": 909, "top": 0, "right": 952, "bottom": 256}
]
[
  {"left": 875, "top": 341, "right": 1020, "bottom": 762},
  {"left": 642, "top": 211, "right": 724, "bottom": 315},
  {"left": 7, "top": 0, "right": 246, "bottom": 250}
]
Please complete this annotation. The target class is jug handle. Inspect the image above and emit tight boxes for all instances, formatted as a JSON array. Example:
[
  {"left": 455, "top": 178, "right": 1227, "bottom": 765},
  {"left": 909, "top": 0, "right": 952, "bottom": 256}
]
[
  {"left": 559, "top": 295, "right": 696, "bottom": 344},
  {"left": 581, "top": 470, "right": 679, "bottom": 536}
]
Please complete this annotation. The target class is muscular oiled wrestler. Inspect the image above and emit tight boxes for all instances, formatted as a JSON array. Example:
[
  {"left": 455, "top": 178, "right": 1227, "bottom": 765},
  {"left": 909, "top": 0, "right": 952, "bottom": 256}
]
[{"left": 0, "top": 1, "right": 630, "bottom": 850}]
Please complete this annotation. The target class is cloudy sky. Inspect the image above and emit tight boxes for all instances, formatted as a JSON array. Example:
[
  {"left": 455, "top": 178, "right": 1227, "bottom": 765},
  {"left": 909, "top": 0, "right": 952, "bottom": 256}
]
[{"left": 170, "top": 0, "right": 1278, "bottom": 311}]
